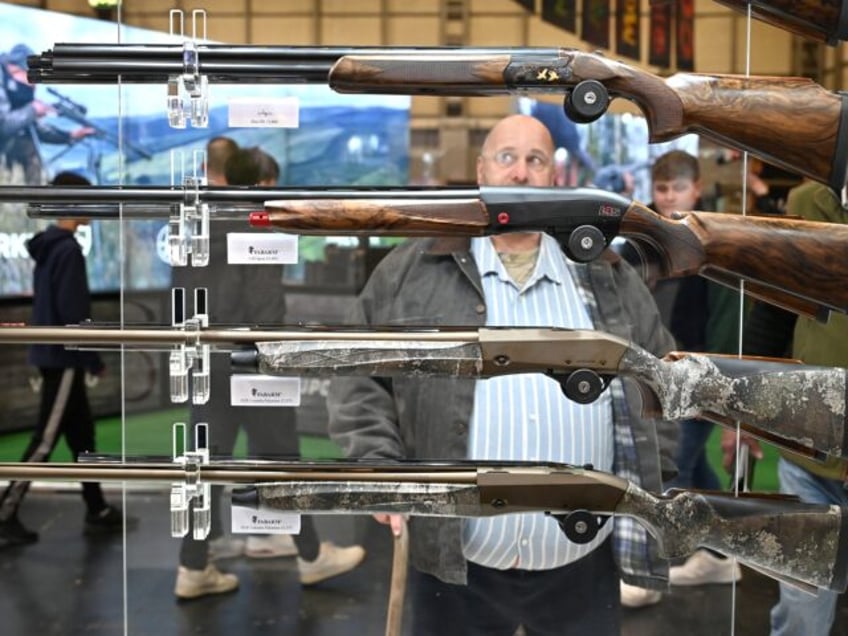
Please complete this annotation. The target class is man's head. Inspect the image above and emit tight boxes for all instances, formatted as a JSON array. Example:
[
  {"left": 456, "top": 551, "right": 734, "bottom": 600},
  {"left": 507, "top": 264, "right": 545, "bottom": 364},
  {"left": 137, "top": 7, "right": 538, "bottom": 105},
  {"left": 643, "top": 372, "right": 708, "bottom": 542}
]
[
  {"left": 248, "top": 147, "right": 280, "bottom": 186},
  {"left": 476, "top": 115, "right": 555, "bottom": 188},
  {"left": 650, "top": 150, "right": 701, "bottom": 217},
  {"left": 4, "top": 43, "right": 34, "bottom": 86},
  {"left": 50, "top": 171, "right": 91, "bottom": 229},
  {"left": 224, "top": 148, "right": 262, "bottom": 186},
  {"left": 205, "top": 136, "right": 239, "bottom": 185}
]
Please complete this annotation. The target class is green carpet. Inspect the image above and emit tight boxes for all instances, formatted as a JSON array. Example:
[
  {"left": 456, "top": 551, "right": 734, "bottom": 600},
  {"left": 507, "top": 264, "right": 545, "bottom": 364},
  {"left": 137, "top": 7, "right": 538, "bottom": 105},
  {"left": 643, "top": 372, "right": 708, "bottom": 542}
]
[{"left": 0, "top": 409, "right": 779, "bottom": 491}]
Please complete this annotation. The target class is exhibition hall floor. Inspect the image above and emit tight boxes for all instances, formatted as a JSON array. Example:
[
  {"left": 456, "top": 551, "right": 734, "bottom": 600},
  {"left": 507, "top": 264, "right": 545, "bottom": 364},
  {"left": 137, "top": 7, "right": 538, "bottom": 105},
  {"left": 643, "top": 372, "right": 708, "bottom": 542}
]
[{"left": 1, "top": 488, "right": 846, "bottom": 636}]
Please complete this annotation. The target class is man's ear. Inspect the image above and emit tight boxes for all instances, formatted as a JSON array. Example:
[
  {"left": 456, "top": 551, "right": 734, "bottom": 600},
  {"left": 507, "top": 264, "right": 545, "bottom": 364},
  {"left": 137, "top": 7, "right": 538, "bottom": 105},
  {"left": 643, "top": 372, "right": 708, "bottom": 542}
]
[
  {"left": 476, "top": 156, "right": 485, "bottom": 184},
  {"left": 693, "top": 179, "right": 703, "bottom": 198}
]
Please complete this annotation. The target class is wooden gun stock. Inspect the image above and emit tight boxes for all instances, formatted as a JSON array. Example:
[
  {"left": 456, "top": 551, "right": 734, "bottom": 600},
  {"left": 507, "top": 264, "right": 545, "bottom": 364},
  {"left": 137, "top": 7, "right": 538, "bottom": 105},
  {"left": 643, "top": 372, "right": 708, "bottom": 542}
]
[
  {"left": 715, "top": 0, "right": 848, "bottom": 45},
  {"left": 330, "top": 51, "right": 848, "bottom": 191},
  {"left": 621, "top": 201, "right": 848, "bottom": 319},
  {"left": 252, "top": 199, "right": 490, "bottom": 235},
  {"left": 260, "top": 191, "right": 848, "bottom": 320}
]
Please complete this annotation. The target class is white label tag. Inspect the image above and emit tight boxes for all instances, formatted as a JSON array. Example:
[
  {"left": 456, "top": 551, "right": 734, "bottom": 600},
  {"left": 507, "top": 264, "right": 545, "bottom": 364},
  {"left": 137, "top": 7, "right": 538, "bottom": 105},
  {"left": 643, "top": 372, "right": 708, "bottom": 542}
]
[
  {"left": 227, "top": 233, "right": 298, "bottom": 265},
  {"left": 228, "top": 96, "right": 300, "bottom": 128},
  {"left": 231, "top": 502, "right": 301, "bottom": 535},
  {"left": 230, "top": 375, "right": 301, "bottom": 407}
]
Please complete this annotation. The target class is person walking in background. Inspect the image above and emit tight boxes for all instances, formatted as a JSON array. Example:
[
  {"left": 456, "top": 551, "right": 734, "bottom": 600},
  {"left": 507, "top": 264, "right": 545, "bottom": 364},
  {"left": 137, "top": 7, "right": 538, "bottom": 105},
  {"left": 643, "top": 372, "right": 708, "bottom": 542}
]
[{"left": 0, "top": 171, "right": 130, "bottom": 547}]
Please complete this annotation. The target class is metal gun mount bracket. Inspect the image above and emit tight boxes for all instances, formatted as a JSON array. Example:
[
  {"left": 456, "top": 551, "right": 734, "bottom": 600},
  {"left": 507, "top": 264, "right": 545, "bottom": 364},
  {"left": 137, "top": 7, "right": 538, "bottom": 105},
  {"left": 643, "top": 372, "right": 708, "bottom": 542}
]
[
  {"left": 167, "top": 9, "right": 209, "bottom": 129},
  {"left": 170, "top": 422, "right": 211, "bottom": 539},
  {"left": 169, "top": 287, "right": 210, "bottom": 404},
  {"left": 167, "top": 162, "right": 210, "bottom": 268}
]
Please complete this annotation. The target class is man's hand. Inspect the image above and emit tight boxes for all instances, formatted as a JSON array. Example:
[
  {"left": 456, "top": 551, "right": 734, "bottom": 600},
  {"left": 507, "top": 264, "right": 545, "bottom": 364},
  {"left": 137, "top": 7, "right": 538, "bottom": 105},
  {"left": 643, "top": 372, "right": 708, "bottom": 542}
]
[
  {"left": 720, "top": 428, "right": 764, "bottom": 474},
  {"left": 373, "top": 513, "right": 406, "bottom": 537},
  {"left": 70, "top": 127, "right": 96, "bottom": 140},
  {"left": 31, "top": 100, "right": 53, "bottom": 117}
]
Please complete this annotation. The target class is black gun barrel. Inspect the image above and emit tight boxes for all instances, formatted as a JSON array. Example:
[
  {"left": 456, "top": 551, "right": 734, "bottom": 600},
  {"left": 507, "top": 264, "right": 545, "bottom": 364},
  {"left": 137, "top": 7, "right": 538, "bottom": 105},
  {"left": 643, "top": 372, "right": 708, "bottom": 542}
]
[{"left": 28, "top": 44, "right": 560, "bottom": 84}]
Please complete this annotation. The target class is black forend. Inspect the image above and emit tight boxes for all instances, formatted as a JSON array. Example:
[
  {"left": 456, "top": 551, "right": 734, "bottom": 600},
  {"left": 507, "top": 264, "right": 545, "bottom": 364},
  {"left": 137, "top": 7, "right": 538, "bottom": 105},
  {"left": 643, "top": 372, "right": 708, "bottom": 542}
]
[{"left": 480, "top": 186, "right": 629, "bottom": 242}]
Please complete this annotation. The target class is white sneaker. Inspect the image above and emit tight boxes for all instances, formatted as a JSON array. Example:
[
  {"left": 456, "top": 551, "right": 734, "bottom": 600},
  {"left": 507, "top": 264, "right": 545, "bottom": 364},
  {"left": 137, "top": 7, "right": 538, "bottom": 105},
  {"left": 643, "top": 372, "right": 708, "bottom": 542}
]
[
  {"left": 174, "top": 564, "right": 239, "bottom": 600},
  {"left": 297, "top": 541, "right": 366, "bottom": 585},
  {"left": 208, "top": 536, "right": 245, "bottom": 561},
  {"left": 245, "top": 534, "right": 298, "bottom": 559},
  {"left": 670, "top": 550, "right": 742, "bottom": 586},
  {"left": 620, "top": 581, "right": 662, "bottom": 608}
]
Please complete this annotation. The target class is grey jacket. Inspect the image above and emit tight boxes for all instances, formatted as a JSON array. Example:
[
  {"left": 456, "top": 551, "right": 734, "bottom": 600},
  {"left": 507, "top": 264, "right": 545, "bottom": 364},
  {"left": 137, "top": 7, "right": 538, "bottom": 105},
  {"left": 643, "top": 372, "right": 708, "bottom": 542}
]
[{"left": 328, "top": 236, "right": 678, "bottom": 587}]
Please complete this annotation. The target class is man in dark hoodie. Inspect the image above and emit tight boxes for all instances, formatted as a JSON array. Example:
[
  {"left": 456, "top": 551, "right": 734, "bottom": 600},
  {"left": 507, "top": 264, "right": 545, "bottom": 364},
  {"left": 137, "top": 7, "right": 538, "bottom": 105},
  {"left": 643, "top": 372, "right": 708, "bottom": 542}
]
[{"left": 0, "top": 171, "right": 127, "bottom": 547}]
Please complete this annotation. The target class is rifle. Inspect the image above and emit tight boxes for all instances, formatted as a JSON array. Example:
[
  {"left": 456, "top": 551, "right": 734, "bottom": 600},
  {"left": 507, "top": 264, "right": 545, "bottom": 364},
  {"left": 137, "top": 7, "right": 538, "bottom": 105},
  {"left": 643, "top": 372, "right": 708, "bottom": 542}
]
[
  {"left": 1, "top": 458, "right": 842, "bottom": 591},
  {"left": 1, "top": 323, "right": 845, "bottom": 461},
  {"left": 28, "top": 44, "right": 848, "bottom": 192},
  {"left": 255, "top": 186, "right": 848, "bottom": 321},
  {"left": 46, "top": 88, "right": 153, "bottom": 160},
  {"left": 714, "top": 0, "right": 848, "bottom": 45}
]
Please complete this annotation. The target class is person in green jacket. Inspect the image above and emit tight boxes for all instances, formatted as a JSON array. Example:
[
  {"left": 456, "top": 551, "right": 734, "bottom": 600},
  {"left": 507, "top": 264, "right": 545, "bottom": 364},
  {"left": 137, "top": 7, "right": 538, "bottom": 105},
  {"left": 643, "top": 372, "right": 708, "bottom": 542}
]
[{"left": 726, "top": 179, "right": 848, "bottom": 636}]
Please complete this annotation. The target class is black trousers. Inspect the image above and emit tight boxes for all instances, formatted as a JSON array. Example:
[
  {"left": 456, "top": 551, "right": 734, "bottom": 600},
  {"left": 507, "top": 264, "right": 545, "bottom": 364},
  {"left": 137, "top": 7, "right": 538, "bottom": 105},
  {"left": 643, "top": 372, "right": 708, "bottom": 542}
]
[
  {"left": 179, "top": 359, "right": 319, "bottom": 568},
  {"left": 409, "top": 538, "right": 620, "bottom": 636},
  {"left": 0, "top": 367, "right": 106, "bottom": 521}
]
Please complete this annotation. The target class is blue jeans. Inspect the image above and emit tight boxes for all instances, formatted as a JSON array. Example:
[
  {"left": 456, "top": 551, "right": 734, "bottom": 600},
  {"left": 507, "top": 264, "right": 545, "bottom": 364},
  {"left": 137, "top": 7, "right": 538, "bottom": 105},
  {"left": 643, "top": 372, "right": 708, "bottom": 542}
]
[
  {"left": 666, "top": 418, "right": 720, "bottom": 490},
  {"left": 770, "top": 458, "right": 848, "bottom": 636}
]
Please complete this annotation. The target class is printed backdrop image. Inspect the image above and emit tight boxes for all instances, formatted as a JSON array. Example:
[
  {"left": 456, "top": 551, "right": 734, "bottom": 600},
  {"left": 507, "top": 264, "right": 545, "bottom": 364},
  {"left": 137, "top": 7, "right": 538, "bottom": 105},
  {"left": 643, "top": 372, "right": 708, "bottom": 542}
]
[{"left": 0, "top": 2, "right": 410, "bottom": 296}]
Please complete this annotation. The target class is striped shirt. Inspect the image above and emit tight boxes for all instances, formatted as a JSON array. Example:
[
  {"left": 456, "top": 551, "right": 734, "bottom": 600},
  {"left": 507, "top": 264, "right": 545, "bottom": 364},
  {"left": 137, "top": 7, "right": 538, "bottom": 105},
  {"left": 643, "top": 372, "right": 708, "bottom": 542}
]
[{"left": 462, "top": 234, "right": 614, "bottom": 570}]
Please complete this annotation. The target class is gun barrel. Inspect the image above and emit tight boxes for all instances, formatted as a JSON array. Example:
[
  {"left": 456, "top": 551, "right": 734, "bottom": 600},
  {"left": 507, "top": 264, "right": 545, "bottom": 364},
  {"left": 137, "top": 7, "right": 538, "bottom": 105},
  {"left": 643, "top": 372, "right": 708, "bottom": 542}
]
[
  {"left": 28, "top": 45, "right": 556, "bottom": 84},
  {"left": 0, "top": 460, "right": 481, "bottom": 485},
  {"left": 0, "top": 325, "right": 485, "bottom": 347},
  {"left": 0, "top": 185, "right": 481, "bottom": 219}
]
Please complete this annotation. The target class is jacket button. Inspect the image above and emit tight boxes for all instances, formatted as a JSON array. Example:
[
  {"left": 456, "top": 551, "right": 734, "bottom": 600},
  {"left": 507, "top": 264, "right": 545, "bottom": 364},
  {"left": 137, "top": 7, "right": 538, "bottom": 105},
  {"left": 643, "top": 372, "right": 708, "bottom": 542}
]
[{"left": 475, "top": 303, "right": 485, "bottom": 314}]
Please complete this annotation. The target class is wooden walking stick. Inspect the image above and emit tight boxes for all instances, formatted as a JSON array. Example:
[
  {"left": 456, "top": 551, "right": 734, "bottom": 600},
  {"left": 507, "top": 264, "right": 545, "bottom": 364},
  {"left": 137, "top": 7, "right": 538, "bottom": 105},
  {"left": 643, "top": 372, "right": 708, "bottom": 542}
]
[{"left": 385, "top": 517, "right": 409, "bottom": 636}]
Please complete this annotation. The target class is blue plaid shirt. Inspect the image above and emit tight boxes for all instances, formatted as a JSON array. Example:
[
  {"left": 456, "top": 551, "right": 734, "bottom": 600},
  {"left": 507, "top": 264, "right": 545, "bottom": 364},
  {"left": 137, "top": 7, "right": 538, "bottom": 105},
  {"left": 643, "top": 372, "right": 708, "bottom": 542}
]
[{"left": 463, "top": 235, "right": 614, "bottom": 570}]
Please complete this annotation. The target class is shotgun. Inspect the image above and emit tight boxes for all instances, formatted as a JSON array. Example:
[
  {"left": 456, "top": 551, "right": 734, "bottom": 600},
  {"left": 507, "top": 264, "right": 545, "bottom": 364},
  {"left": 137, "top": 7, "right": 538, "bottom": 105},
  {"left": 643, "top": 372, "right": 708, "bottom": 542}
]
[
  {"left": 255, "top": 186, "right": 848, "bottom": 321},
  {"left": 28, "top": 44, "right": 848, "bottom": 192},
  {"left": 225, "top": 325, "right": 848, "bottom": 463},
  {"left": 9, "top": 183, "right": 848, "bottom": 319},
  {"left": 714, "top": 0, "right": 848, "bottom": 45},
  {"left": 328, "top": 50, "right": 848, "bottom": 192},
  {"left": 1, "top": 323, "right": 845, "bottom": 461},
  {"left": 2, "top": 458, "right": 841, "bottom": 592}
]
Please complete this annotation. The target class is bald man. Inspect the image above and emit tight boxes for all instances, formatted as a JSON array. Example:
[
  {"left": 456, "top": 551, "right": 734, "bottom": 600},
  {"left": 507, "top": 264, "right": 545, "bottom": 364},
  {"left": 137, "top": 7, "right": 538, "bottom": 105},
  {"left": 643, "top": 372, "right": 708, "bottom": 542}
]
[{"left": 328, "top": 115, "right": 677, "bottom": 635}]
